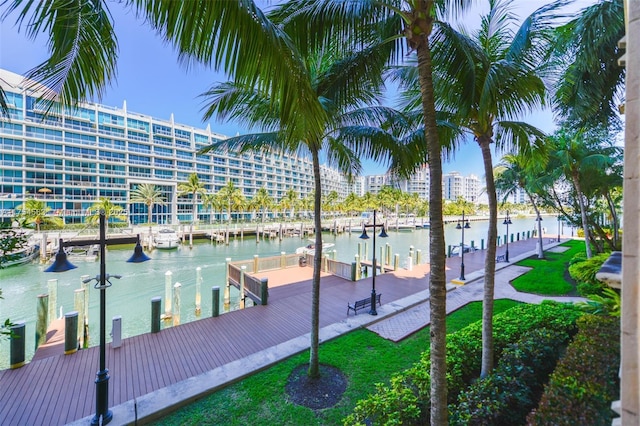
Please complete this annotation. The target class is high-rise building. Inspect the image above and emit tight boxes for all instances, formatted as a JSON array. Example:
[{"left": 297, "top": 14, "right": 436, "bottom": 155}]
[
  {"left": 443, "top": 171, "right": 481, "bottom": 202},
  {"left": 0, "top": 69, "right": 348, "bottom": 225}
]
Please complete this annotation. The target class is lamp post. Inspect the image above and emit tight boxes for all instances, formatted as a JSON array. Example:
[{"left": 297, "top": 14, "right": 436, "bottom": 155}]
[
  {"left": 503, "top": 211, "right": 512, "bottom": 262},
  {"left": 359, "top": 209, "right": 388, "bottom": 315},
  {"left": 557, "top": 215, "right": 561, "bottom": 242},
  {"left": 45, "top": 210, "right": 149, "bottom": 425},
  {"left": 456, "top": 210, "right": 471, "bottom": 280}
]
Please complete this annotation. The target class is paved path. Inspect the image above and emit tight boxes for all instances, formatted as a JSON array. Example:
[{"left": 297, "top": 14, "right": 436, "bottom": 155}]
[{"left": 0, "top": 234, "right": 580, "bottom": 425}]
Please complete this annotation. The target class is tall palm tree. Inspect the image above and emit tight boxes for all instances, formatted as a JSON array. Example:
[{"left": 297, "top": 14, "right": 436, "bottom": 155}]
[
  {"left": 199, "top": 32, "right": 400, "bottom": 379},
  {"left": 286, "top": 2, "right": 474, "bottom": 418},
  {"left": 15, "top": 199, "right": 64, "bottom": 231},
  {"left": 279, "top": 188, "right": 299, "bottom": 221},
  {"left": 429, "top": 1, "right": 558, "bottom": 378},
  {"left": 202, "top": 192, "right": 222, "bottom": 224},
  {"left": 251, "top": 187, "right": 274, "bottom": 222},
  {"left": 217, "top": 182, "right": 245, "bottom": 225},
  {"left": 86, "top": 198, "right": 127, "bottom": 226},
  {"left": 177, "top": 173, "right": 206, "bottom": 238},
  {"left": 494, "top": 153, "right": 548, "bottom": 259},
  {"left": 549, "top": 128, "right": 617, "bottom": 259},
  {"left": 129, "top": 183, "right": 166, "bottom": 225}
]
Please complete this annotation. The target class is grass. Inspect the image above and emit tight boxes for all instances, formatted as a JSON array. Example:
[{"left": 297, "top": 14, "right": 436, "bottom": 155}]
[
  {"left": 511, "top": 240, "right": 586, "bottom": 295},
  {"left": 153, "top": 299, "right": 521, "bottom": 425}
]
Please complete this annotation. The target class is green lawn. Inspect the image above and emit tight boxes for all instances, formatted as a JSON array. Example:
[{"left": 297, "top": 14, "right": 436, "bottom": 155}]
[
  {"left": 512, "top": 240, "right": 586, "bottom": 295},
  {"left": 153, "top": 299, "right": 521, "bottom": 425}
]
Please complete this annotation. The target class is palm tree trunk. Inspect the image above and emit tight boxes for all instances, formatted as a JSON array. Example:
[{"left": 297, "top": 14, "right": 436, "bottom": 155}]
[
  {"left": 479, "top": 137, "right": 497, "bottom": 378},
  {"left": 148, "top": 203, "right": 153, "bottom": 225},
  {"left": 308, "top": 148, "right": 322, "bottom": 379},
  {"left": 416, "top": 30, "right": 448, "bottom": 425},
  {"left": 527, "top": 191, "right": 545, "bottom": 260},
  {"left": 605, "top": 191, "right": 619, "bottom": 248},
  {"left": 572, "top": 173, "right": 592, "bottom": 258}
]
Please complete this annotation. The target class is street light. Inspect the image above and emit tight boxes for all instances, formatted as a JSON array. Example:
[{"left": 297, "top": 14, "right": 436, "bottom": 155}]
[
  {"left": 503, "top": 211, "right": 512, "bottom": 262},
  {"left": 45, "top": 210, "right": 150, "bottom": 425},
  {"left": 359, "top": 209, "right": 388, "bottom": 315},
  {"left": 557, "top": 215, "right": 561, "bottom": 242},
  {"left": 455, "top": 210, "right": 471, "bottom": 280}
]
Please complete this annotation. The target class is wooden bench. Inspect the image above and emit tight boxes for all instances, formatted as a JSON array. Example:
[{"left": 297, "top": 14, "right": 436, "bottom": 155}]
[
  {"left": 496, "top": 254, "right": 506, "bottom": 262},
  {"left": 347, "top": 293, "right": 381, "bottom": 315}
]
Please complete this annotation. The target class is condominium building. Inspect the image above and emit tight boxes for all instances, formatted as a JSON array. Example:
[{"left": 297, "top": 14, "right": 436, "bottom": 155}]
[
  {"left": 443, "top": 171, "right": 481, "bottom": 202},
  {"left": 0, "top": 69, "right": 345, "bottom": 225}
]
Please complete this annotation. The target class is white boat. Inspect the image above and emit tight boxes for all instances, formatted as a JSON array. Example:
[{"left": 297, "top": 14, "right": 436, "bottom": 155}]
[
  {"left": 295, "top": 240, "right": 335, "bottom": 256},
  {"left": 65, "top": 244, "right": 99, "bottom": 262},
  {"left": 2, "top": 243, "right": 40, "bottom": 267},
  {"left": 154, "top": 228, "right": 181, "bottom": 250},
  {"left": 450, "top": 244, "right": 475, "bottom": 256}
]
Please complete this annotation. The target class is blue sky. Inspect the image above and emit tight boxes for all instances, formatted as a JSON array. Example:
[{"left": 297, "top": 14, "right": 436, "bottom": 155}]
[{"left": 0, "top": 1, "right": 592, "bottom": 177}]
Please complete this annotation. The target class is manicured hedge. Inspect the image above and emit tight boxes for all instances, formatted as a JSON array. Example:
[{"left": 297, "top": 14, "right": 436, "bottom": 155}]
[
  {"left": 344, "top": 302, "right": 582, "bottom": 426},
  {"left": 449, "top": 328, "right": 570, "bottom": 425},
  {"left": 526, "top": 315, "right": 620, "bottom": 426}
]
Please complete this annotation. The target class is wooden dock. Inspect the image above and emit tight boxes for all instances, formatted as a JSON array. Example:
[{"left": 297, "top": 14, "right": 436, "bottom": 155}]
[{"left": 0, "top": 236, "right": 553, "bottom": 424}]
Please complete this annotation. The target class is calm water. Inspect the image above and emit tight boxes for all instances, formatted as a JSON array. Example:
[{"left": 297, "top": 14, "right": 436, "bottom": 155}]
[{"left": 0, "top": 216, "right": 548, "bottom": 369}]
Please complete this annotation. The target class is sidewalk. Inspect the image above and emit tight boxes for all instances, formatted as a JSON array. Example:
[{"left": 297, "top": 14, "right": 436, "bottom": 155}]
[{"left": 76, "top": 237, "right": 581, "bottom": 425}]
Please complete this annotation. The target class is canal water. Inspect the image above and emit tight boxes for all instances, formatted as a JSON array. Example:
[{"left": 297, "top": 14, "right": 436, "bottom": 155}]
[{"left": 0, "top": 216, "right": 549, "bottom": 369}]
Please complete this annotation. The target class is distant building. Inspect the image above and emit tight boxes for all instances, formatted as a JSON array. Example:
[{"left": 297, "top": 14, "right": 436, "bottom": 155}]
[{"left": 443, "top": 171, "right": 481, "bottom": 202}]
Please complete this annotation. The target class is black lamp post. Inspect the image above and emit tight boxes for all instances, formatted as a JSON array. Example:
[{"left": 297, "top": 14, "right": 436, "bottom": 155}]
[
  {"left": 503, "top": 211, "right": 512, "bottom": 262},
  {"left": 455, "top": 210, "right": 471, "bottom": 280},
  {"left": 45, "top": 210, "right": 150, "bottom": 425},
  {"left": 557, "top": 215, "right": 561, "bottom": 242},
  {"left": 359, "top": 209, "right": 388, "bottom": 315}
]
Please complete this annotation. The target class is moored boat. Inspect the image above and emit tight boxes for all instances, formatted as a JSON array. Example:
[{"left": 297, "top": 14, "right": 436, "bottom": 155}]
[
  {"left": 2, "top": 243, "right": 40, "bottom": 267},
  {"left": 153, "top": 228, "right": 181, "bottom": 250}
]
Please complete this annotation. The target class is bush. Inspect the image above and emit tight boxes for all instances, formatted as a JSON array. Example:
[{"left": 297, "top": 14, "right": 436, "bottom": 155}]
[
  {"left": 344, "top": 302, "right": 582, "bottom": 425},
  {"left": 568, "top": 253, "right": 610, "bottom": 297},
  {"left": 449, "top": 328, "right": 570, "bottom": 425},
  {"left": 526, "top": 315, "right": 620, "bottom": 426}
]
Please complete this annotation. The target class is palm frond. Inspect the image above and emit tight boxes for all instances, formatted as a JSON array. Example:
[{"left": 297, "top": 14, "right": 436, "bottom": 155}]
[{"left": 3, "top": 0, "right": 118, "bottom": 109}]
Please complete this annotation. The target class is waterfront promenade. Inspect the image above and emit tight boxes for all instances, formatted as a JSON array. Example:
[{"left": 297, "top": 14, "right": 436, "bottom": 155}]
[{"left": 0, "top": 236, "right": 579, "bottom": 425}]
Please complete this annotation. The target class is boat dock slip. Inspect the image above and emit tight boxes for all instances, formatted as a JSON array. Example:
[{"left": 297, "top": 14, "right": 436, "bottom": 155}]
[{"left": 0, "top": 237, "right": 564, "bottom": 425}]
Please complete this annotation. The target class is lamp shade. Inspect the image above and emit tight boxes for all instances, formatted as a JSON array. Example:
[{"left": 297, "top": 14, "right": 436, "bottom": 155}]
[
  {"left": 127, "top": 241, "right": 151, "bottom": 263},
  {"left": 359, "top": 227, "right": 370, "bottom": 239},
  {"left": 379, "top": 226, "right": 388, "bottom": 238},
  {"left": 45, "top": 248, "right": 78, "bottom": 273}
]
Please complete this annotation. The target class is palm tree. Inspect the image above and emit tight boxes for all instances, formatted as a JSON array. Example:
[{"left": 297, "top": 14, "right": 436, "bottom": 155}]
[
  {"left": 15, "top": 199, "right": 64, "bottom": 231},
  {"left": 549, "top": 128, "right": 617, "bottom": 259},
  {"left": 251, "top": 187, "right": 274, "bottom": 222},
  {"left": 287, "top": 2, "right": 473, "bottom": 418},
  {"left": 202, "top": 192, "right": 222, "bottom": 224},
  {"left": 551, "top": 0, "right": 626, "bottom": 129},
  {"left": 129, "top": 183, "right": 166, "bottom": 225},
  {"left": 198, "top": 30, "right": 400, "bottom": 380},
  {"left": 279, "top": 189, "right": 299, "bottom": 221},
  {"left": 217, "top": 182, "right": 245, "bottom": 225},
  {"left": 427, "top": 1, "right": 558, "bottom": 378},
  {"left": 177, "top": 173, "right": 206, "bottom": 240},
  {"left": 494, "top": 153, "right": 548, "bottom": 259},
  {"left": 86, "top": 198, "right": 127, "bottom": 226}
]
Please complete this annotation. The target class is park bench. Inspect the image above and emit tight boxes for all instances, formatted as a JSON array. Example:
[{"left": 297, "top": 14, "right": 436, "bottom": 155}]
[
  {"left": 347, "top": 293, "right": 382, "bottom": 315},
  {"left": 496, "top": 254, "right": 506, "bottom": 262}
]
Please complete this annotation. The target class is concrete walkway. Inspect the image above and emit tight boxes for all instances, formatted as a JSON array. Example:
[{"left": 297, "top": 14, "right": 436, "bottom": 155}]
[
  {"left": 368, "top": 245, "right": 587, "bottom": 341},
  {"left": 63, "top": 237, "right": 583, "bottom": 425}
]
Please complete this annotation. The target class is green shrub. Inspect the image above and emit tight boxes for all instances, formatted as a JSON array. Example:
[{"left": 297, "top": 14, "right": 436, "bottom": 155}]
[
  {"left": 449, "top": 328, "right": 570, "bottom": 425},
  {"left": 344, "top": 302, "right": 582, "bottom": 426},
  {"left": 526, "top": 315, "right": 620, "bottom": 426},
  {"left": 568, "top": 253, "right": 610, "bottom": 298}
]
